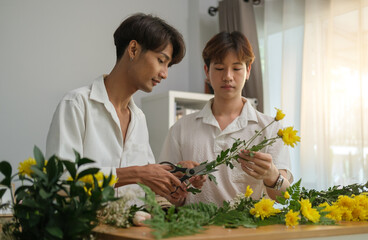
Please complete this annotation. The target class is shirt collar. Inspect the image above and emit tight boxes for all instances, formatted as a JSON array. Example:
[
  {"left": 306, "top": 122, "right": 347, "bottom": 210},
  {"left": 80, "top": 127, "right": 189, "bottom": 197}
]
[
  {"left": 89, "top": 75, "right": 140, "bottom": 116},
  {"left": 196, "top": 97, "right": 259, "bottom": 128},
  {"left": 90, "top": 75, "right": 109, "bottom": 104}
]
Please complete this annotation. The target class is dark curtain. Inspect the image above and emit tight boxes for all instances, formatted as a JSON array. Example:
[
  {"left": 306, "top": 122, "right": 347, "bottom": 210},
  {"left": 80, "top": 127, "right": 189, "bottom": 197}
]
[{"left": 218, "top": 0, "right": 264, "bottom": 112}]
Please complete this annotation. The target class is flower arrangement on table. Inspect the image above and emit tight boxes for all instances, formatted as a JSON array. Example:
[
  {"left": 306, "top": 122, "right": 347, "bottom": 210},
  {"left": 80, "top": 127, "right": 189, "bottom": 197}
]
[{"left": 136, "top": 179, "right": 368, "bottom": 239}]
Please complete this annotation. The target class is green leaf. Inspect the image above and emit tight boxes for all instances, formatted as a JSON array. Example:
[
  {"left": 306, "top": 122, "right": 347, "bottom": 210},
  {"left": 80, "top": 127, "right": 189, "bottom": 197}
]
[
  {"left": 14, "top": 185, "right": 31, "bottom": 197},
  {"left": 102, "top": 172, "right": 113, "bottom": 188},
  {"left": 212, "top": 210, "right": 257, "bottom": 228},
  {"left": 208, "top": 174, "right": 217, "bottom": 185},
  {"left": 220, "top": 149, "right": 230, "bottom": 158},
  {"left": 46, "top": 226, "right": 63, "bottom": 239},
  {"left": 77, "top": 168, "right": 100, "bottom": 180},
  {"left": 77, "top": 158, "right": 95, "bottom": 168},
  {"left": 101, "top": 187, "right": 115, "bottom": 202},
  {"left": 73, "top": 149, "right": 81, "bottom": 162},
  {"left": 30, "top": 166, "right": 48, "bottom": 182},
  {"left": 187, "top": 187, "right": 201, "bottom": 194},
  {"left": 18, "top": 198, "right": 39, "bottom": 208},
  {"left": 39, "top": 188, "right": 53, "bottom": 199},
  {"left": 33, "top": 145, "right": 45, "bottom": 168},
  {"left": 0, "top": 161, "right": 12, "bottom": 187},
  {"left": 62, "top": 160, "right": 77, "bottom": 179},
  {"left": 45, "top": 157, "right": 57, "bottom": 182}
]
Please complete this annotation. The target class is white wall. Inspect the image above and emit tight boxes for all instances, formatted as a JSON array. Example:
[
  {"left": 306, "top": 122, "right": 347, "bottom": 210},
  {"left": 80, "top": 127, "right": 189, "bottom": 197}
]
[{"left": 0, "top": 0, "right": 219, "bottom": 170}]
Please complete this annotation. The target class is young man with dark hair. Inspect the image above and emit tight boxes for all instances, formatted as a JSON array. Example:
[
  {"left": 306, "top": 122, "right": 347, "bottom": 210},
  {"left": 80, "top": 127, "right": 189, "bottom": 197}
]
[{"left": 46, "top": 13, "right": 189, "bottom": 202}]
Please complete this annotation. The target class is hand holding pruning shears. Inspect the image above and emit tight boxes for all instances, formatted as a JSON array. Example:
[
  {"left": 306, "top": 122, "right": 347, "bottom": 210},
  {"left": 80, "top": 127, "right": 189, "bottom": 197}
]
[{"left": 159, "top": 160, "right": 208, "bottom": 192}]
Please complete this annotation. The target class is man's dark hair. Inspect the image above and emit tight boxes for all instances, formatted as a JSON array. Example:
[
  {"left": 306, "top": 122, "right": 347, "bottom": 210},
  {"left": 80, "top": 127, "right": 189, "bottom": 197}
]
[{"left": 114, "top": 13, "right": 185, "bottom": 66}]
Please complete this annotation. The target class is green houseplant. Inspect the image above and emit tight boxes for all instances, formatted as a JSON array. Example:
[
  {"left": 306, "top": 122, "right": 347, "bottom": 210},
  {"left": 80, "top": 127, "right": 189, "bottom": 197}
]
[{"left": 0, "top": 146, "right": 117, "bottom": 240}]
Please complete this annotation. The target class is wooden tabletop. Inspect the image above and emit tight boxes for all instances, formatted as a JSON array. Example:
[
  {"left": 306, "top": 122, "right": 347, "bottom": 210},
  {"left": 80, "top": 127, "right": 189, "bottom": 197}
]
[{"left": 93, "top": 221, "right": 368, "bottom": 240}]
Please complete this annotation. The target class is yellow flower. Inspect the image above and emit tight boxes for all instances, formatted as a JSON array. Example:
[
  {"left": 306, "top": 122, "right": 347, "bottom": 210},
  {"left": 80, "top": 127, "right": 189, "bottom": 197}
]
[
  {"left": 79, "top": 174, "right": 95, "bottom": 186},
  {"left": 285, "top": 209, "right": 300, "bottom": 227},
  {"left": 250, "top": 198, "right": 281, "bottom": 220},
  {"left": 354, "top": 194, "right": 368, "bottom": 210},
  {"left": 335, "top": 195, "right": 355, "bottom": 209},
  {"left": 351, "top": 205, "right": 367, "bottom": 221},
  {"left": 275, "top": 108, "right": 285, "bottom": 121},
  {"left": 18, "top": 157, "right": 36, "bottom": 177},
  {"left": 109, "top": 174, "right": 118, "bottom": 186},
  {"left": 299, "top": 199, "right": 320, "bottom": 223},
  {"left": 18, "top": 158, "right": 48, "bottom": 177},
  {"left": 319, "top": 202, "right": 343, "bottom": 221},
  {"left": 284, "top": 191, "right": 290, "bottom": 199},
  {"left": 69, "top": 171, "right": 117, "bottom": 190},
  {"left": 277, "top": 126, "right": 301, "bottom": 148},
  {"left": 340, "top": 208, "right": 353, "bottom": 221},
  {"left": 245, "top": 185, "right": 253, "bottom": 198}
]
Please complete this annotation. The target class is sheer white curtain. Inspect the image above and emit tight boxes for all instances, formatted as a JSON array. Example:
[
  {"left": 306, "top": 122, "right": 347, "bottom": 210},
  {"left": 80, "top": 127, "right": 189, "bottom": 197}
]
[
  {"left": 300, "top": 0, "right": 368, "bottom": 190},
  {"left": 263, "top": 0, "right": 305, "bottom": 180}
]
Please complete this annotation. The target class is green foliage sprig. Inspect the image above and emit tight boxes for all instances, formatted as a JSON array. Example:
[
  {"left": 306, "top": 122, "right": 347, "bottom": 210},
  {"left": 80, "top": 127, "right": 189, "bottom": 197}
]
[
  {"left": 0, "top": 146, "right": 117, "bottom": 240},
  {"left": 300, "top": 181, "right": 368, "bottom": 206},
  {"left": 187, "top": 137, "right": 276, "bottom": 194}
]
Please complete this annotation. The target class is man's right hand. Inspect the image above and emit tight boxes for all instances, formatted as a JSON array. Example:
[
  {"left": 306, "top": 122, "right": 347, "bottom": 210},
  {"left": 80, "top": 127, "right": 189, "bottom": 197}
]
[{"left": 137, "top": 164, "right": 187, "bottom": 201}]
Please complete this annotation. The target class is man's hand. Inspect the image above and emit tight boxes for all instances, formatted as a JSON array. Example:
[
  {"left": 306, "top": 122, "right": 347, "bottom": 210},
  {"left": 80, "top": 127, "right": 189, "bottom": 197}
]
[
  {"left": 135, "top": 164, "right": 187, "bottom": 201},
  {"left": 238, "top": 150, "right": 279, "bottom": 186},
  {"left": 177, "top": 160, "right": 207, "bottom": 189}
]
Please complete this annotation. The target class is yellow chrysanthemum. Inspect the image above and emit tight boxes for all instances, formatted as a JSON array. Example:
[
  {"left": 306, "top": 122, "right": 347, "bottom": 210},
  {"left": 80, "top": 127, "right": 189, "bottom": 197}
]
[
  {"left": 351, "top": 205, "right": 367, "bottom": 221},
  {"left": 245, "top": 185, "right": 253, "bottom": 198},
  {"left": 340, "top": 207, "right": 353, "bottom": 221},
  {"left": 250, "top": 198, "right": 281, "bottom": 220},
  {"left": 284, "top": 191, "right": 290, "bottom": 199},
  {"left": 299, "top": 199, "right": 320, "bottom": 223},
  {"left": 18, "top": 157, "right": 37, "bottom": 177},
  {"left": 354, "top": 194, "right": 368, "bottom": 210},
  {"left": 335, "top": 195, "right": 355, "bottom": 209},
  {"left": 18, "top": 158, "right": 48, "bottom": 177},
  {"left": 319, "top": 202, "right": 343, "bottom": 221},
  {"left": 275, "top": 108, "right": 285, "bottom": 121},
  {"left": 285, "top": 209, "right": 300, "bottom": 227},
  {"left": 277, "top": 126, "right": 301, "bottom": 148}
]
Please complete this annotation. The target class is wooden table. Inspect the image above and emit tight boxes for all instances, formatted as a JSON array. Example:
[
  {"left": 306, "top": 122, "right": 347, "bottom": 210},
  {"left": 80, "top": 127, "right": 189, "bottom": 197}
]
[{"left": 93, "top": 221, "right": 368, "bottom": 240}]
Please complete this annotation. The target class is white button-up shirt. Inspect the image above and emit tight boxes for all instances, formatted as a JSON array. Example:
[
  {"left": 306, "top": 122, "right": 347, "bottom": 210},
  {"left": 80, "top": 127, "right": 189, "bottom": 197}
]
[
  {"left": 159, "top": 98, "right": 293, "bottom": 206},
  {"left": 46, "top": 76, "right": 155, "bottom": 197}
]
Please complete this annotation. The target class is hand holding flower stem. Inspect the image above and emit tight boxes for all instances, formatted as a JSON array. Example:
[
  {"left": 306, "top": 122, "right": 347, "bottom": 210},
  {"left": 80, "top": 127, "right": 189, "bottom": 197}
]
[{"left": 186, "top": 108, "right": 300, "bottom": 194}]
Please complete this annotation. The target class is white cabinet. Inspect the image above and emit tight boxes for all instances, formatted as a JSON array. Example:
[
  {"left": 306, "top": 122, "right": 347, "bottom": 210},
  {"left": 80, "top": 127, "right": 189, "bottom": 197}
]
[{"left": 141, "top": 91, "right": 214, "bottom": 160}]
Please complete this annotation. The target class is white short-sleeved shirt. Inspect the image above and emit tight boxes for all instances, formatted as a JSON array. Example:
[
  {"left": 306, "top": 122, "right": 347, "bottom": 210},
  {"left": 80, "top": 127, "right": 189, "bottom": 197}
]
[
  {"left": 159, "top": 98, "right": 293, "bottom": 206},
  {"left": 46, "top": 76, "right": 155, "bottom": 198}
]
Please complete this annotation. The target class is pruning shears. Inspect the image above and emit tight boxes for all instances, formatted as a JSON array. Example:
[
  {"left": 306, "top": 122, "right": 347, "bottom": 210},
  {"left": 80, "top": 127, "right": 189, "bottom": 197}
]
[{"left": 159, "top": 161, "right": 216, "bottom": 182}]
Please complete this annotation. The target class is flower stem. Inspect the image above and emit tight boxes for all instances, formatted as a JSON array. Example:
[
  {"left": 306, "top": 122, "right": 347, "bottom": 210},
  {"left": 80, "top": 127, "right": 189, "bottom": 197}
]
[{"left": 244, "top": 120, "right": 276, "bottom": 149}]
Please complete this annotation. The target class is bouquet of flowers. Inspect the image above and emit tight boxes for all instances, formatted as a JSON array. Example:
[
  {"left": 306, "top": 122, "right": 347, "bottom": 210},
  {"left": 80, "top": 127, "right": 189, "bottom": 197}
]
[{"left": 0, "top": 147, "right": 117, "bottom": 240}]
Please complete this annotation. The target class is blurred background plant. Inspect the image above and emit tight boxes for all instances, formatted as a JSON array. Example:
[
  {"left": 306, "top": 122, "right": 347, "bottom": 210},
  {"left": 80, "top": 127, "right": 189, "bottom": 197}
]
[{"left": 0, "top": 146, "right": 117, "bottom": 240}]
